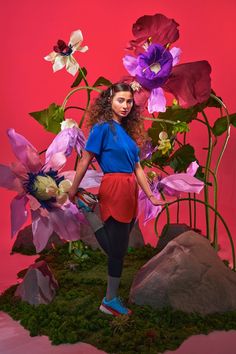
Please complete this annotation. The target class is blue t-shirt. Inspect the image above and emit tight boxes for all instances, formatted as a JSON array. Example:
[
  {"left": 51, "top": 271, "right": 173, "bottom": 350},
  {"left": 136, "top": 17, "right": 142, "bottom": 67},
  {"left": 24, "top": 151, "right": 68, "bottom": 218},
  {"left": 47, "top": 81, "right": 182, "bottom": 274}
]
[{"left": 85, "top": 120, "right": 140, "bottom": 173}]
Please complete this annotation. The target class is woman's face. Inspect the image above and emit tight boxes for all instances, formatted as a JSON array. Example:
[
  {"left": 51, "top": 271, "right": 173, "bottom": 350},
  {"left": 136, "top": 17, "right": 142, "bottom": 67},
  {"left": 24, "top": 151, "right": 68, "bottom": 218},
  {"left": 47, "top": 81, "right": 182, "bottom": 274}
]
[{"left": 111, "top": 91, "right": 134, "bottom": 119}]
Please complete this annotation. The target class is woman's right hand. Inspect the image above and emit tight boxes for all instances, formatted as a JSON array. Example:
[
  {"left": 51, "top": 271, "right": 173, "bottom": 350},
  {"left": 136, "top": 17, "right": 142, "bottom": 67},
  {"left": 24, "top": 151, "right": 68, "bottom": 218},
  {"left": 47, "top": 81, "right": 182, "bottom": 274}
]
[{"left": 68, "top": 185, "right": 78, "bottom": 203}]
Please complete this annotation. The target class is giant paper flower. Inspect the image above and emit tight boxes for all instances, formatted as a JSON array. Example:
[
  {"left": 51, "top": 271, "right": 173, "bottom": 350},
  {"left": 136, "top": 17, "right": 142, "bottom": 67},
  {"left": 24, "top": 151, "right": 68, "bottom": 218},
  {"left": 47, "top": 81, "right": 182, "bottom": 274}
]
[
  {"left": 139, "top": 162, "right": 204, "bottom": 225},
  {"left": 123, "top": 14, "right": 211, "bottom": 113},
  {"left": 0, "top": 129, "right": 102, "bottom": 252},
  {"left": 44, "top": 30, "right": 88, "bottom": 76}
]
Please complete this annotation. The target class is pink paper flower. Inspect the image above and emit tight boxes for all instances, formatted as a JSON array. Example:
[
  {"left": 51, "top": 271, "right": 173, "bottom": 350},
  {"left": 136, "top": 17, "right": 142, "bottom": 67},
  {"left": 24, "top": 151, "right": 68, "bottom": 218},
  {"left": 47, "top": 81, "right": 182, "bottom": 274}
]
[
  {"left": 0, "top": 129, "right": 102, "bottom": 252},
  {"left": 44, "top": 30, "right": 88, "bottom": 76},
  {"left": 139, "top": 162, "right": 204, "bottom": 225}
]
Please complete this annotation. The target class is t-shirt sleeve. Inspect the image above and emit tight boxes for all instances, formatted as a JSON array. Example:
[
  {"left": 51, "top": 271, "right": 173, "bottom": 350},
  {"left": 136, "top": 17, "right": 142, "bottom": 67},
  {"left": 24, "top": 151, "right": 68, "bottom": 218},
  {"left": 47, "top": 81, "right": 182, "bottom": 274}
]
[{"left": 85, "top": 123, "right": 107, "bottom": 155}]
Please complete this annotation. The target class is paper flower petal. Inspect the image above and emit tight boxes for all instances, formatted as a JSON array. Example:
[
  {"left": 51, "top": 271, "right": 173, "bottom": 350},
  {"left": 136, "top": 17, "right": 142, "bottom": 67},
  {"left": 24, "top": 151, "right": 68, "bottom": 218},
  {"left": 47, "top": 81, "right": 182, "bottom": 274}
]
[
  {"left": 7, "top": 129, "right": 42, "bottom": 173},
  {"left": 69, "top": 29, "right": 83, "bottom": 48},
  {"left": 31, "top": 209, "right": 54, "bottom": 252},
  {"left": 65, "top": 56, "right": 79, "bottom": 76},
  {"left": 0, "top": 164, "right": 23, "bottom": 192},
  {"left": 44, "top": 152, "right": 66, "bottom": 172},
  {"left": 80, "top": 170, "right": 103, "bottom": 189},
  {"left": 122, "top": 55, "right": 139, "bottom": 76},
  {"left": 186, "top": 161, "right": 199, "bottom": 176},
  {"left": 148, "top": 87, "right": 166, "bottom": 113},
  {"left": 161, "top": 173, "right": 204, "bottom": 194},
  {"left": 10, "top": 195, "right": 28, "bottom": 237},
  {"left": 164, "top": 61, "right": 212, "bottom": 108},
  {"left": 170, "top": 47, "right": 182, "bottom": 66},
  {"left": 53, "top": 55, "right": 66, "bottom": 72}
]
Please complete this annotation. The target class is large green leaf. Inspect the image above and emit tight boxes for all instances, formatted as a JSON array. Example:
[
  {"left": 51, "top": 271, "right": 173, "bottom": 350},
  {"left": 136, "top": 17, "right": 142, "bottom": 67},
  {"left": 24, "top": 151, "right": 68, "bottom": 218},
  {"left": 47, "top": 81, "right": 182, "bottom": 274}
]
[
  {"left": 157, "top": 106, "right": 198, "bottom": 123},
  {"left": 71, "top": 67, "right": 88, "bottom": 88},
  {"left": 29, "top": 103, "right": 64, "bottom": 134},
  {"left": 212, "top": 113, "right": 236, "bottom": 136},
  {"left": 93, "top": 76, "right": 112, "bottom": 87},
  {"left": 169, "top": 144, "right": 196, "bottom": 172}
]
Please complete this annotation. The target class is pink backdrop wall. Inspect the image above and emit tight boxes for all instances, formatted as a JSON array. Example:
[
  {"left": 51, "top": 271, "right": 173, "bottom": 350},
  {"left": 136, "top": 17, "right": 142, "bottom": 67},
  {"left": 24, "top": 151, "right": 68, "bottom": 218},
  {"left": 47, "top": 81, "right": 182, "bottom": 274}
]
[{"left": 1, "top": 0, "right": 236, "bottom": 286}]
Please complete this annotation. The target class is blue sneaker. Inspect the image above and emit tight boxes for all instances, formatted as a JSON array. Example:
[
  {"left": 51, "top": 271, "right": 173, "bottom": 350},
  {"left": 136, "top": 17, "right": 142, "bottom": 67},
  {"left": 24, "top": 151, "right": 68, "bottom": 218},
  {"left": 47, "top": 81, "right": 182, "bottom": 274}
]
[
  {"left": 74, "top": 188, "right": 98, "bottom": 212},
  {"left": 99, "top": 297, "right": 132, "bottom": 316}
]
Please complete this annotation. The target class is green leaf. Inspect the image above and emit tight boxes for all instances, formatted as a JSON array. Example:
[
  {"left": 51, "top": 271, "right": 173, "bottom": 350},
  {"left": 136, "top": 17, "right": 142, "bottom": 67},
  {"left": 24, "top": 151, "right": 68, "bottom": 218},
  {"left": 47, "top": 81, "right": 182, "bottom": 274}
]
[
  {"left": 169, "top": 144, "right": 196, "bottom": 172},
  {"left": 212, "top": 113, "right": 236, "bottom": 136},
  {"left": 71, "top": 67, "right": 88, "bottom": 88},
  {"left": 158, "top": 106, "right": 198, "bottom": 123},
  {"left": 29, "top": 103, "right": 64, "bottom": 134},
  {"left": 93, "top": 76, "right": 112, "bottom": 87}
]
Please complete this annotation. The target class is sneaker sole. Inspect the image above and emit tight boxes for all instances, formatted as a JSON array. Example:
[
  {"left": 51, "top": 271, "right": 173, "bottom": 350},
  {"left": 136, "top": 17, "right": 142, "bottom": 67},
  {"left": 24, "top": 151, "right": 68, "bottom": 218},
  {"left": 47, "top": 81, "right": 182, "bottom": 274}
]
[{"left": 99, "top": 303, "right": 131, "bottom": 317}]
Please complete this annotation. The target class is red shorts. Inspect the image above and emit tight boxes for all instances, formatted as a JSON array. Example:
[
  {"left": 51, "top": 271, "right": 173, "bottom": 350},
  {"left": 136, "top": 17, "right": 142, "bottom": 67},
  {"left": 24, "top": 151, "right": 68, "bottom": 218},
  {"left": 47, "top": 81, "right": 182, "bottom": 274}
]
[{"left": 98, "top": 173, "right": 138, "bottom": 223}]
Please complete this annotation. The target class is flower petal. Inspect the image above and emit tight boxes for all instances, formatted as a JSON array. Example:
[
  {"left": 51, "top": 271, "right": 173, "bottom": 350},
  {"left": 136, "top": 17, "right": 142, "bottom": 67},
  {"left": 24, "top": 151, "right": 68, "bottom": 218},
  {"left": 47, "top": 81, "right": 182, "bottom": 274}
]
[
  {"left": 80, "top": 170, "right": 103, "bottom": 189},
  {"left": 77, "top": 45, "right": 88, "bottom": 53},
  {"left": 44, "top": 51, "right": 57, "bottom": 62},
  {"left": 122, "top": 55, "right": 139, "bottom": 76},
  {"left": 170, "top": 47, "right": 182, "bottom": 66},
  {"left": 49, "top": 203, "right": 82, "bottom": 241},
  {"left": 65, "top": 56, "right": 79, "bottom": 76},
  {"left": 164, "top": 61, "right": 212, "bottom": 108},
  {"left": 31, "top": 209, "right": 54, "bottom": 252},
  {"left": 53, "top": 55, "right": 66, "bottom": 72},
  {"left": 148, "top": 87, "right": 166, "bottom": 113},
  {"left": 0, "top": 164, "right": 23, "bottom": 192},
  {"left": 44, "top": 152, "right": 66, "bottom": 172},
  {"left": 186, "top": 161, "right": 199, "bottom": 176},
  {"left": 45, "top": 127, "right": 85, "bottom": 162},
  {"left": 160, "top": 173, "right": 204, "bottom": 194},
  {"left": 7, "top": 129, "right": 42, "bottom": 173},
  {"left": 69, "top": 29, "right": 83, "bottom": 48},
  {"left": 10, "top": 195, "right": 28, "bottom": 237},
  {"left": 129, "top": 13, "right": 179, "bottom": 54}
]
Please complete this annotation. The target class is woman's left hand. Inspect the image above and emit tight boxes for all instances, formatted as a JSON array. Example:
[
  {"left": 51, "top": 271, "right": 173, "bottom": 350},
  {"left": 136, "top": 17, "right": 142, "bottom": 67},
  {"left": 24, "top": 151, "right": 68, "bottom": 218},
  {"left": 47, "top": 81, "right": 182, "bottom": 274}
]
[{"left": 149, "top": 195, "right": 176, "bottom": 206}]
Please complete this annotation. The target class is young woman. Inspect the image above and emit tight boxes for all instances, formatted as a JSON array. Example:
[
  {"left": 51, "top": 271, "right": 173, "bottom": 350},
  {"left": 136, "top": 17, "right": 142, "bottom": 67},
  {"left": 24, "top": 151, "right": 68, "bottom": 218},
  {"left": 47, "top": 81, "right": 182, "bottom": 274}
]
[{"left": 69, "top": 82, "right": 164, "bottom": 316}]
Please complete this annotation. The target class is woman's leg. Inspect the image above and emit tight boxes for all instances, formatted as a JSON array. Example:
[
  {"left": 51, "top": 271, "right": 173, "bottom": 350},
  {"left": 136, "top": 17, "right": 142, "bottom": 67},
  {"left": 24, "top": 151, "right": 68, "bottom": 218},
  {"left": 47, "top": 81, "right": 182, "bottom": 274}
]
[{"left": 104, "top": 216, "right": 135, "bottom": 300}]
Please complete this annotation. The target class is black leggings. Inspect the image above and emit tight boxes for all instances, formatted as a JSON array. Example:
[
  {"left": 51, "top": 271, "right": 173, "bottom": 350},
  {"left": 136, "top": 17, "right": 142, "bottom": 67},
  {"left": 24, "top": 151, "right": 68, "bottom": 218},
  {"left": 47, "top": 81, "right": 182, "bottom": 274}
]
[{"left": 95, "top": 216, "right": 135, "bottom": 277}]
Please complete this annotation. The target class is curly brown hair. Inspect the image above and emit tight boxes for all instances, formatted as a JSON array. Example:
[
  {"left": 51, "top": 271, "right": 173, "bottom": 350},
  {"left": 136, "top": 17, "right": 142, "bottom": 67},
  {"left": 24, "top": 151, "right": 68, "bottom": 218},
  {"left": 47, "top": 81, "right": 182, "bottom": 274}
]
[{"left": 88, "top": 83, "right": 147, "bottom": 147}]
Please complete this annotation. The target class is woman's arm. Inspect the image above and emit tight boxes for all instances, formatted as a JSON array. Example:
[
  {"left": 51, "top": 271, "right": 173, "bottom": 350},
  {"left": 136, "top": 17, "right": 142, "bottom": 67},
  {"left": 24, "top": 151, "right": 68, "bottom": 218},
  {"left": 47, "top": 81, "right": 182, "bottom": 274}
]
[
  {"left": 68, "top": 150, "right": 95, "bottom": 201},
  {"left": 134, "top": 162, "right": 171, "bottom": 206}
]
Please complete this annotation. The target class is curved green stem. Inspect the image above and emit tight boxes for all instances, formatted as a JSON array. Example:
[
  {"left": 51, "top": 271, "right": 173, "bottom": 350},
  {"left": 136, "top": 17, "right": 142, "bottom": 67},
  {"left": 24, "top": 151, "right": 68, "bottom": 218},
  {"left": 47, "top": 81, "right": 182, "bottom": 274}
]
[
  {"left": 141, "top": 116, "right": 177, "bottom": 125},
  {"left": 201, "top": 109, "right": 213, "bottom": 241},
  {"left": 207, "top": 168, "right": 218, "bottom": 249},
  {"left": 193, "top": 193, "right": 197, "bottom": 229},
  {"left": 154, "top": 197, "right": 235, "bottom": 271},
  {"left": 61, "top": 86, "right": 102, "bottom": 111},
  {"left": 78, "top": 68, "right": 90, "bottom": 128},
  {"left": 64, "top": 106, "right": 86, "bottom": 112}
]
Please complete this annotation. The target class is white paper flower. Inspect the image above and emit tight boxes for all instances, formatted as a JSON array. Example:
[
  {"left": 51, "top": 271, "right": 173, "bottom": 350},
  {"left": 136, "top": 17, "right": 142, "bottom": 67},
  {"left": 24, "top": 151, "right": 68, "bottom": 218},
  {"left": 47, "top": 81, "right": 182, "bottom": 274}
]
[
  {"left": 60, "top": 119, "right": 79, "bottom": 130},
  {"left": 44, "top": 30, "right": 88, "bottom": 76}
]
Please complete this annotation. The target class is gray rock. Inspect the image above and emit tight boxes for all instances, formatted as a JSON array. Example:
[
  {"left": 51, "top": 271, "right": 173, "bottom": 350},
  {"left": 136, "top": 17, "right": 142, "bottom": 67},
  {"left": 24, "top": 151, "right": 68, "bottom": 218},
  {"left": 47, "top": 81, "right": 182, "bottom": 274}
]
[
  {"left": 12, "top": 225, "right": 65, "bottom": 254},
  {"left": 129, "top": 231, "right": 236, "bottom": 315},
  {"left": 156, "top": 223, "right": 192, "bottom": 253},
  {"left": 14, "top": 260, "right": 58, "bottom": 305}
]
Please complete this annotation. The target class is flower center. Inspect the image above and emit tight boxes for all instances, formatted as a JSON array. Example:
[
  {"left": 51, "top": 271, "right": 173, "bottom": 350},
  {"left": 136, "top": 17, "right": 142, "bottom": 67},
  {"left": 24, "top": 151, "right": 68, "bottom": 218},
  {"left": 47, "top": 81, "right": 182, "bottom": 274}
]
[{"left": 53, "top": 40, "right": 73, "bottom": 56}]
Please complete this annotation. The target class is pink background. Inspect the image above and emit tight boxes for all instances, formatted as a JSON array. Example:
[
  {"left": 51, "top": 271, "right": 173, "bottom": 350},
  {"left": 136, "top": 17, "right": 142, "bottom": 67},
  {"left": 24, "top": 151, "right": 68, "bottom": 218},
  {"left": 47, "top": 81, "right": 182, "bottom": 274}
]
[{"left": 1, "top": 0, "right": 236, "bottom": 288}]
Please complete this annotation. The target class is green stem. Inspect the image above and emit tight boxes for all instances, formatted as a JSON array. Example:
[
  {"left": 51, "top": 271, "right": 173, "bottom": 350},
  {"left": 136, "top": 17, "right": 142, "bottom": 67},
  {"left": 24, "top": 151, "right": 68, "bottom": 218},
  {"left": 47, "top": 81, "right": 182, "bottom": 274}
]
[
  {"left": 193, "top": 193, "right": 197, "bottom": 229},
  {"left": 210, "top": 94, "right": 231, "bottom": 249},
  {"left": 78, "top": 68, "right": 91, "bottom": 128},
  {"left": 201, "top": 109, "right": 213, "bottom": 241},
  {"left": 64, "top": 106, "right": 86, "bottom": 112},
  {"left": 61, "top": 86, "right": 102, "bottom": 111},
  {"left": 176, "top": 197, "right": 180, "bottom": 223},
  {"left": 141, "top": 116, "right": 177, "bottom": 125},
  {"left": 188, "top": 193, "right": 192, "bottom": 227},
  {"left": 154, "top": 197, "right": 236, "bottom": 271}
]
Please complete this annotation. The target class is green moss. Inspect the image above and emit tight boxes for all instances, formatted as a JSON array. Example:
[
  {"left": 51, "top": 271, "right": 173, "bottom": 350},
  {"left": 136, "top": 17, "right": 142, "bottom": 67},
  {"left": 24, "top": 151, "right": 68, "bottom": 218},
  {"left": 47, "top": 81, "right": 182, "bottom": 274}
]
[{"left": 1, "top": 242, "right": 236, "bottom": 353}]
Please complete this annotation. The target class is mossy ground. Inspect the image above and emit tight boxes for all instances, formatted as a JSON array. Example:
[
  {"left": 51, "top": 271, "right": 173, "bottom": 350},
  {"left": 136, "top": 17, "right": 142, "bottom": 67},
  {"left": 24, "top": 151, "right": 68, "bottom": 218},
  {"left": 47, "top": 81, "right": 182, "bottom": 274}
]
[{"left": 1, "top": 243, "right": 236, "bottom": 354}]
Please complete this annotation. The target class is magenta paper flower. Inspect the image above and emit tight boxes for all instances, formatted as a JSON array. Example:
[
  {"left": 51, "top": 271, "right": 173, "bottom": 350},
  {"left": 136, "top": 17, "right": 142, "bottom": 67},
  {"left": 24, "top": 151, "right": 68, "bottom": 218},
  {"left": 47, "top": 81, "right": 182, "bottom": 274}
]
[
  {"left": 123, "top": 14, "right": 211, "bottom": 113},
  {"left": 139, "top": 162, "right": 204, "bottom": 225},
  {"left": 44, "top": 30, "right": 88, "bottom": 76},
  {"left": 0, "top": 129, "right": 102, "bottom": 252}
]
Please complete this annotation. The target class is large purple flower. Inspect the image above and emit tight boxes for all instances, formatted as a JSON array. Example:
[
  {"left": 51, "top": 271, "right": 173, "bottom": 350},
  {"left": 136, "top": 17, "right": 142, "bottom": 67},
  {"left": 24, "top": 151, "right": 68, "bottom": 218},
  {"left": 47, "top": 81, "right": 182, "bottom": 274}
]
[
  {"left": 123, "top": 13, "right": 211, "bottom": 113},
  {"left": 0, "top": 129, "right": 102, "bottom": 252}
]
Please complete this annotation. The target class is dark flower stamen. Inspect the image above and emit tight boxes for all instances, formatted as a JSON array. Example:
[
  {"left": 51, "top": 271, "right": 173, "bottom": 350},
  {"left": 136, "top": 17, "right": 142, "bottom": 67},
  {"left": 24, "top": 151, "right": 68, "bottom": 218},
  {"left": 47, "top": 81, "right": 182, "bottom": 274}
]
[{"left": 53, "top": 39, "right": 73, "bottom": 56}]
